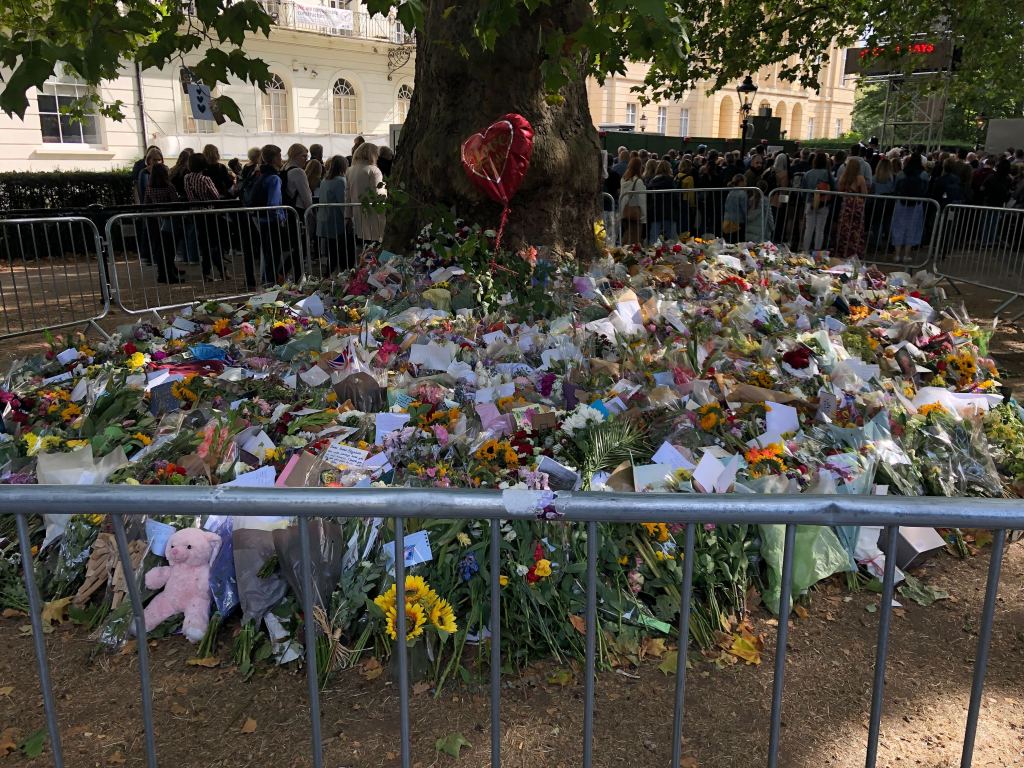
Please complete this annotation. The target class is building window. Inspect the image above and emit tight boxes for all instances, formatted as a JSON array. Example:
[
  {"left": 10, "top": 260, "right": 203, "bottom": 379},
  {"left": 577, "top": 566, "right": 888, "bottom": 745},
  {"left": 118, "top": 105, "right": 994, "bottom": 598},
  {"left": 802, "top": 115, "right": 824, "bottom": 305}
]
[
  {"left": 679, "top": 108, "right": 690, "bottom": 137},
  {"left": 332, "top": 78, "right": 359, "bottom": 133},
  {"left": 625, "top": 103, "right": 636, "bottom": 127},
  {"left": 834, "top": 118, "right": 843, "bottom": 137},
  {"left": 807, "top": 117, "right": 815, "bottom": 139},
  {"left": 656, "top": 107, "right": 667, "bottom": 134},
  {"left": 36, "top": 68, "right": 101, "bottom": 144},
  {"left": 396, "top": 84, "right": 413, "bottom": 123},
  {"left": 261, "top": 74, "right": 289, "bottom": 133}
]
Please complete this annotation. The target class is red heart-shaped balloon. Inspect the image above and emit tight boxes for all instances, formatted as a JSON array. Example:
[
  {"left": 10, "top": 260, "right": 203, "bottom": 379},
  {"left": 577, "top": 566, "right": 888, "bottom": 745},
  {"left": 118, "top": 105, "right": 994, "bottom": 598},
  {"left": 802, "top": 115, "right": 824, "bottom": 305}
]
[{"left": 460, "top": 113, "right": 534, "bottom": 206}]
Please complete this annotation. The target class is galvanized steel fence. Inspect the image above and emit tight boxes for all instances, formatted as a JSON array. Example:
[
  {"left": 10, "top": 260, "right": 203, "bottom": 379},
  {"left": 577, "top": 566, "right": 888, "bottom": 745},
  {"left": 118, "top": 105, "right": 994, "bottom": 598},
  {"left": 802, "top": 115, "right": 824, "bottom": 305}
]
[
  {"left": 4, "top": 194, "right": 1024, "bottom": 340},
  {"left": 0, "top": 216, "right": 110, "bottom": 340},
  {"left": 2, "top": 486, "right": 1021, "bottom": 768}
]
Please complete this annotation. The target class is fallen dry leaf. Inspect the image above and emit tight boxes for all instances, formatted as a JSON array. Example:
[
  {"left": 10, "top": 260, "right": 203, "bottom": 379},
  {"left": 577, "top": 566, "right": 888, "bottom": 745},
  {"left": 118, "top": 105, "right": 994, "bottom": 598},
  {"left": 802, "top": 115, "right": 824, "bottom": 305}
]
[
  {"left": 119, "top": 640, "right": 137, "bottom": 656},
  {"left": 170, "top": 702, "right": 188, "bottom": 716},
  {"left": 728, "top": 630, "right": 764, "bottom": 666},
  {"left": 792, "top": 604, "right": 809, "bottom": 620},
  {"left": 108, "top": 750, "right": 126, "bottom": 765},
  {"left": 0, "top": 687, "right": 13, "bottom": 697},
  {"left": 412, "top": 681, "right": 431, "bottom": 695},
  {"left": 185, "top": 656, "right": 220, "bottom": 668},
  {"left": 568, "top": 614, "right": 586, "bottom": 635},
  {"left": 40, "top": 597, "right": 72, "bottom": 626},
  {"left": 641, "top": 637, "right": 667, "bottom": 660},
  {"left": 680, "top": 757, "right": 699, "bottom": 768},
  {"left": 240, "top": 718, "right": 257, "bottom": 734},
  {"left": 360, "top": 658, "right": 383, "bottom": 681},
  {"left": 0, "top": 728, "right": 18, "bottom": 756},
  {"left": 1, "top": 609, "right": 25, "bottom": 619}
]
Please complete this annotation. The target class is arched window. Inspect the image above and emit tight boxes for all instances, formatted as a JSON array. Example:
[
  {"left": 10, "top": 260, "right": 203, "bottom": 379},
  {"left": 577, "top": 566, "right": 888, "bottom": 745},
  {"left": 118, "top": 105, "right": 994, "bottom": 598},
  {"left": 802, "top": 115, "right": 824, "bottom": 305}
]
[
  {"left": 333, "top": 78, "right": 359, "bottom": 134},
  {"left": 396, "top": 84, "right": 413, "bottom": 123},
  {"left": 261, "top": 74, "right": 289, "bottom": 133}
]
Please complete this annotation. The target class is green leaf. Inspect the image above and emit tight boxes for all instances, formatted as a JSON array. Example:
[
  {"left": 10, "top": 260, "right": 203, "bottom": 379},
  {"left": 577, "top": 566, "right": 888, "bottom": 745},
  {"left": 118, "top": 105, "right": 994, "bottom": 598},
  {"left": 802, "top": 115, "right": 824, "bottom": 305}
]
[
  {"left": 19, "top": 729, "right": 46, "bottom": 759},
  {"left": 435, "top": 732, "right": 471, "bottom": 759},
  {"left": 657, "top": 649, "right": 679, "bottom": 675},
  {"left": 898, "top": 574, "right": 950, "bottom": 608}
]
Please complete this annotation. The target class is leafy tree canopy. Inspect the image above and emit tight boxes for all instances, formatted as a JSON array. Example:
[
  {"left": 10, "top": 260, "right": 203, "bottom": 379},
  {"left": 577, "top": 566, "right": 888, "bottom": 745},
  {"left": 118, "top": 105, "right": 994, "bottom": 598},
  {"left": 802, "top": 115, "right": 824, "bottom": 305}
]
[{"left": 1, "top": 0, "right": 1021, "bottom": 127}]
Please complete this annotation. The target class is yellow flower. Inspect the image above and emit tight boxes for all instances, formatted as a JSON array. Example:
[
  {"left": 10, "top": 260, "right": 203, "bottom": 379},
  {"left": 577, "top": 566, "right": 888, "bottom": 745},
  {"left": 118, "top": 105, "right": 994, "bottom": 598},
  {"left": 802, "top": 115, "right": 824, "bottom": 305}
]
[
  {"left": 655, "top": 550, "right": 667, "bottom": 561},
  {"left": 918, "top": 403, "right": 947, "bottom": 418},
  {"left": 618, "top": 555, "right": 629, "bottom": 565},
  {"left": 386, "top": 601, "right": 427, "bottom": 641},
  {"left": 499, "top": 575, "right": 509, "bottom": 587},
  {"left": 60, "top": 403, "right": 82, "bottom": 422},
  {"left": 534, "top": 559, "right": 552, "bottom": 578},
  {"left": 429, "top": 598, "right": 458, "bottom": 634},
  {"left": 456, "top": 532, "right": 472, "bottom": 547},
  {"left": 325, "top": 391, "right": 338, "bottom": 404},
  {"left": 127, "top": 352, "right": 146, "bottom": 369},
  {"left": 475, "top": 439, "right": 500, "bottom": 462},
  {"left": 642, "top": 522, "right": 671, "bottom": 542},
  {"left": 346, "top": 307, "right": 361, "bottom": 322},
  {"left": 697, "top": 403, "right": 723, "bottom": 432},
  {"left": 23, "top": 432, "right": 41, "bottom": 456},
  {"left": 212, "top": 318, "right": 230, "bottom": 335},
  {"left": 133, "top": 432, "right": 152, "bottom": 446},
  {"left": 65, "top": 439, "right": 89, "bottom": 449}
]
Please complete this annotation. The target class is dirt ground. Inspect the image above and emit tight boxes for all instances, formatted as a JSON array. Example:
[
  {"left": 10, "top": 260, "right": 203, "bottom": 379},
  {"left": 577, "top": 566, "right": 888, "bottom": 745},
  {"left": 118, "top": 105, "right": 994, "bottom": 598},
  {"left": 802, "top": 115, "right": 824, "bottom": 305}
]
[
  {"left": 1, "top": 262, "right": 1023, "bottom": 767},
  {"left": 0, "top": 543, "right": 1021, "bottom": 768}
]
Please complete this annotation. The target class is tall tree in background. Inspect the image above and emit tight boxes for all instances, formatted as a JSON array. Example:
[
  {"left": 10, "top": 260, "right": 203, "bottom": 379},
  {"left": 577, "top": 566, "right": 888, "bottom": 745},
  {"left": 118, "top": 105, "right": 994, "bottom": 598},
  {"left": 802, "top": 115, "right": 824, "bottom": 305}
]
[{"left": 6, "top": 0, "right": 1019, "bottom": 249}]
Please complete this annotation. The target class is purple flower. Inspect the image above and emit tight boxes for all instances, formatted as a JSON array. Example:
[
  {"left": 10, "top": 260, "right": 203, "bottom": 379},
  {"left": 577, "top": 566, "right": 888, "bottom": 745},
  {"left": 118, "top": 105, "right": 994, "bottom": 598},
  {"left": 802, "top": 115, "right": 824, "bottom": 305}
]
[
  {"left": 537, "top": 373, "right": 557, "bottom": 398},
  {"left": 459, "top": 553, "right": 479, "bottom": 582}
]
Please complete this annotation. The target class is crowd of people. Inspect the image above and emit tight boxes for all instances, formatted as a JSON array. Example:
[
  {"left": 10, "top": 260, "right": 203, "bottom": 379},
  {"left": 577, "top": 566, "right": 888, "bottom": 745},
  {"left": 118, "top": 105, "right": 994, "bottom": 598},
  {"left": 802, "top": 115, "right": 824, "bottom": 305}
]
[
  {"left": 130, "top": 139, "right": 389, "bottom": 287},
  {"left": 603, "top": 141, "right": 1024, "bottom": 261}
]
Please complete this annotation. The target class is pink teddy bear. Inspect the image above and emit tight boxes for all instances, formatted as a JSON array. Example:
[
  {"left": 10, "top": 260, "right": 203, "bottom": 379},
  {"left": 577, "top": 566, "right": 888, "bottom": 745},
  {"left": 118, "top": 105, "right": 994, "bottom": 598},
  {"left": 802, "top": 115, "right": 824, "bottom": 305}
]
[{"left": 143, "top": 528, "right": 221, "bottom": 643}]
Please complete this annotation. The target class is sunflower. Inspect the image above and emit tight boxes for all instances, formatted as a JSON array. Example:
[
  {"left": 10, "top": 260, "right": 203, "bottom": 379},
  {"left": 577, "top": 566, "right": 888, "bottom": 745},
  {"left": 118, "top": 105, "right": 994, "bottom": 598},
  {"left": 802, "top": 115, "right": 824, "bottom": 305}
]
[
  {"left": 696, "top": 403, "right": 724, "bottom": 432},
  {"left": 403, "top": 574, "right": 438, "bottom": 605},
  {"left": 429, "top": 598, "right": 458, "bottom": 634},
  {"left": 917, "top": 403, "right": 947, "bottom": 418},
  {"left": 745, "top": 443, "right": 786, "bottom": 479},
  {"left": 475, "top": 439, "right": 500, "bottom": 462},
  {"left": 386, "top": 601, "right": 427, "bottom": 641}
]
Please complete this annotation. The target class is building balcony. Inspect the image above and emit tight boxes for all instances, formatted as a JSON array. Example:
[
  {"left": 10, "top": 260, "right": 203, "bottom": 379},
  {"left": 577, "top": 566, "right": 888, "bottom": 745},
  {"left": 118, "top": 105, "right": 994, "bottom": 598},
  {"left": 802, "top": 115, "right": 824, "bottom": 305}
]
[
  {"left": 257, "top": 2, "right": 414, "bottom": 44},
  {"left": 184, "top": 1, "right": 413, "bottom": 44}
]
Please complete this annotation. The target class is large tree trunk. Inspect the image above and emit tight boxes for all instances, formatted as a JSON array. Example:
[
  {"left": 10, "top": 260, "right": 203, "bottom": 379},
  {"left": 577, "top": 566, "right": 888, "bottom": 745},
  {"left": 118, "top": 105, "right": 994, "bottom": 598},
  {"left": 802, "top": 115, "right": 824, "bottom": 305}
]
[{"left": 389, "top": 0, "right": 600, "bottom": 258}]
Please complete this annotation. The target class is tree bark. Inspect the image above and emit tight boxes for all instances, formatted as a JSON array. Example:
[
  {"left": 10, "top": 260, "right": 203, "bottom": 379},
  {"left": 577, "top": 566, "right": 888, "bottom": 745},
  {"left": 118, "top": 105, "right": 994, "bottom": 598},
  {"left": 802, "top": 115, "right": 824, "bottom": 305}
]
[{"left": 388, "top": 0, "right": 600, "bottom": 258}]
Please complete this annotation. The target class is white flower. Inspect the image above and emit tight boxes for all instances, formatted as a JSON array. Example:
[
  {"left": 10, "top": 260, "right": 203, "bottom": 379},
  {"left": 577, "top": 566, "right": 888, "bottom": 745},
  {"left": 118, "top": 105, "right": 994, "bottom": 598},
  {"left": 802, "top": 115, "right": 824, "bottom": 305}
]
[
  {"left": 515, "top": 564, "right": 529, "bottom": 577},
  {"left": 503, "top": 529, "right": 518, "bottom": 542}
]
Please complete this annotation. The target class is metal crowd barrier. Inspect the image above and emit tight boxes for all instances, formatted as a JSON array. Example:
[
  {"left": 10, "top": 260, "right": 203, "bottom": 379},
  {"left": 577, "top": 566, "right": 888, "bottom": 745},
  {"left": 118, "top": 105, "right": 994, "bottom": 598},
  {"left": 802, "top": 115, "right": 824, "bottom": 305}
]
[
  {"left": 767, "top": 187, "right": 940, "bottom": 269},
  {"left": 933, "top": 203, "right": 1024, "bottom": 319},
  {"left": 4, "top": 485, "right": 1020, "bottom": 768},
  {"left": 615, "top": 186, "right": 765, "bottom": 246},
  {"left": 599, "top": 192, "right": 617, "bottom": 247},
  {"left": 303, "top": 202, "right": 364, "bottom": 281},
  {"left": 104, "top": 205, "right": 304, "bottom": 314},
  {"left": 0, "top": 216, "right": 110, "bottom": 340}
]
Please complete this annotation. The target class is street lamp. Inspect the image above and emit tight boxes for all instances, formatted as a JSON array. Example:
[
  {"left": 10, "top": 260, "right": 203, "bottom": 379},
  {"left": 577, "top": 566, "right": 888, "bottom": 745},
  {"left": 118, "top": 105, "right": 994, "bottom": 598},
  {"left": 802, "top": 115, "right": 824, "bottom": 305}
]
[
  {"left": 639, "top": 112, "right": 648, "bottom": 133},
  {"left": 974, "top": 114, "right": 989, "bottom": 151},
  {"left": 736, "top": 75, "right": 758, "bottom": 157}
]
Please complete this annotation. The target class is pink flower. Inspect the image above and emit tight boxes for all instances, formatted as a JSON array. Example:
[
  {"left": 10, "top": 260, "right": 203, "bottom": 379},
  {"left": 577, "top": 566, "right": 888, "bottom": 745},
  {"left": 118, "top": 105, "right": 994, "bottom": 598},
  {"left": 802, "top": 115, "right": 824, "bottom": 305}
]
[
  {"left": 432, "top": 425, "right": 450, "bottom": 446},
  {"left": 376, "top": 341, "right": 400, "bottom": 366},
  {"left": 151, "top": 350, "right": 168, "bottom": 362}
]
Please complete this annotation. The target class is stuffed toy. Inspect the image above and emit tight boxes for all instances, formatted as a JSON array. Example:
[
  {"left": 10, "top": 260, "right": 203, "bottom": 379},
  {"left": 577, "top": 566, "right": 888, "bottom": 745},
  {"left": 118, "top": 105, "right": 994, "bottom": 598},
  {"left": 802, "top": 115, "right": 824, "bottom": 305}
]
[{"left": 143, "top": 528, "right": 221, "bottom": 642}]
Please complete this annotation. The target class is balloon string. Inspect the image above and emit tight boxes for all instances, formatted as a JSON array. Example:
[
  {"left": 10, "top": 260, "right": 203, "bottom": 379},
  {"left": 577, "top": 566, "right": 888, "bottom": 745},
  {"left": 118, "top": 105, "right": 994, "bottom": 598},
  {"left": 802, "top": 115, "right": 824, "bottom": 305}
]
[{"left": 489, "top": 205, "right": 515, "bottom": 273}]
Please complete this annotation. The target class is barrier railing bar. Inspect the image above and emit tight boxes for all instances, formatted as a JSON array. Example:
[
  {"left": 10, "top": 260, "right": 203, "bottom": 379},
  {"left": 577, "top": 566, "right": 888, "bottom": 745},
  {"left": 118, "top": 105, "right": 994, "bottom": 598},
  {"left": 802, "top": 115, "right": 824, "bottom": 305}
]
[
  {"left": 395, "top": 516, "right": 411, "bottom": 768},
  {"left": 489, "top": 519, "right": 502, "bottom": 768},
  {"left": 13, "top": 224, "right": 31, "bottom": 333},
  {"left": 670, "top": 522, "right": 696, "bottom": 768},
  {"left": 110, "top": 513, "right": 158, "bottom": 768},
  {"left": 960, "top": 528, "right": 1007, "bottom": 768},
  {"left": 6, "top": 487, "right": 1021, "bottom": 530},
  {"left": 582, "top": 520, "right": 598, "bottom": 768},
  {"left": 865, "top": 524, "right": 899, "bottom": 768},
  {"left": 298, "top": 520, "right": 325, "bottom": 768},
  {"left": 767, "top": 522, "right": 796, "bottom": 768},
  {"left": 15, "top": 513, "right": 65, "bottom": 767}
]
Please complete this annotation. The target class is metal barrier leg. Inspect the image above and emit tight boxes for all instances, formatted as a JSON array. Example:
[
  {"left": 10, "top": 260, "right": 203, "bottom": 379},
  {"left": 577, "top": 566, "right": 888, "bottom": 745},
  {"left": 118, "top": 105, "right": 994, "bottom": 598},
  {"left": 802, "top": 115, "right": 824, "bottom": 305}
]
[
  {"left": 394, "top": 517, "right": 411, "bottom": 768},
  {"left": 960, "top": 529, "right": 1007, "bottom": 768},
  {"left": 992, "top": 294, "right": 1022, "bottom": 316},
  {"left": 298, "top": 520, "right": 324, "bottom": 768},
  {"left": 110, "top": 514, "right": 157, "bottom": 768},
  {"left": 670, "top": 522, "right": 696, "bottom": 768},
  {"left": 490, "top": 519, "right": 502, "bottom": 768},
  {"left": 582, "top": 520, "right": 598, "bottom": 768},
  {"left": 767, "top": 523, "right": 796, "bottom": 768},
  {"left": 15, "top": 513, "right": 65, "bottom": 767},
  {"left": 865, "top": 525, "right": 899, "bottom": 768}
]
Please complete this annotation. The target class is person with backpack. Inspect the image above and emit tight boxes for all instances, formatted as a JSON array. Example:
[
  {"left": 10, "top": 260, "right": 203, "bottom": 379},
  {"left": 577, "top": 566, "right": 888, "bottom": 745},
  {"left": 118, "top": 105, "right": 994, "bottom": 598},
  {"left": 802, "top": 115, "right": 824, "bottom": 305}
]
[
  {"left": 890, "top": 153, "right": 930, "bottom": 263},
  {"left": 278, "top": 144, "right": 313, "bottom": 280},
  {"left": 240, "top": 144, "right": 285, "bottom": 285},
  {"left": 618, "top": 157, "right": 646, "bottom": 246},
  {"left": 801, "top": 152, "right": 833, "bottom": 252}
]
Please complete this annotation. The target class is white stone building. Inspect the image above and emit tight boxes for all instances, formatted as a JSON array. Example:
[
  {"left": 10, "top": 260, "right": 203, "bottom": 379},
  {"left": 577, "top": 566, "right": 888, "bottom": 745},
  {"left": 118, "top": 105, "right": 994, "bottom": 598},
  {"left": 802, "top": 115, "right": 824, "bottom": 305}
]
[{"left": 0, "top": 1, "right": 416, "bottom": 172}]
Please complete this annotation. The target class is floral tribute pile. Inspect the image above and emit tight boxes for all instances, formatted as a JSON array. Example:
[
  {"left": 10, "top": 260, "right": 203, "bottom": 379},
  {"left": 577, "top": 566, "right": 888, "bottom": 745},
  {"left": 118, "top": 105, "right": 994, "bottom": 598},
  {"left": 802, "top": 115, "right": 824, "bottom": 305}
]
[{"left": 2, "top": 224, "right": 1022, "bottom": 682}]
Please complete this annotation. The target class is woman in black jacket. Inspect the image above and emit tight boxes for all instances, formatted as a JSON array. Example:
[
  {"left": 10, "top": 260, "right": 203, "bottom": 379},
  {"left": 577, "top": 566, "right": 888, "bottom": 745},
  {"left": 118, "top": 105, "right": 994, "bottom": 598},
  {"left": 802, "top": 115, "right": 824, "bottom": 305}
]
[{"left": 646, "top": 161, "right": 679, "bottom": 243}]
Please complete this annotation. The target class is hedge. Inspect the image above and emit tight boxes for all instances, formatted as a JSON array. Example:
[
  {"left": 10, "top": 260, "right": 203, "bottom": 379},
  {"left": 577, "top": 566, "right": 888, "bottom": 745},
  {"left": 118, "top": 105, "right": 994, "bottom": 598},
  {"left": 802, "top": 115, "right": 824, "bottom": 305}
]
[{"left": 0, "top": 170, "right": 135, "bottom": 211}]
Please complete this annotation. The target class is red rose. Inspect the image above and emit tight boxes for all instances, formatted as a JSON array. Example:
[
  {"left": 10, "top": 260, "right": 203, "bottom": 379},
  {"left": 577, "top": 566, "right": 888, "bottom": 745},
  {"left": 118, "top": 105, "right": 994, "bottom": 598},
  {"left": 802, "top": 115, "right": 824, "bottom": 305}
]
[
  {"left": 379, "top": 325, "right": 399, "bottom": 342},
  {"left": 123, "top": 342, "right": 138, "bottom": 355},
  {"left": 782, "top": 348, "right": 812, "bottom": 370},
  {"left": 270, "top": 326, "right": 291, "bottom": 345},
  {"left": 525, "top": 566, "right": 539, "bottom": 584},
  {"left": 672, "top": 244, "right": 683, "bottom": 253}
]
